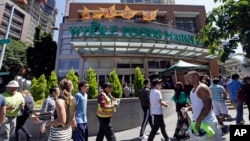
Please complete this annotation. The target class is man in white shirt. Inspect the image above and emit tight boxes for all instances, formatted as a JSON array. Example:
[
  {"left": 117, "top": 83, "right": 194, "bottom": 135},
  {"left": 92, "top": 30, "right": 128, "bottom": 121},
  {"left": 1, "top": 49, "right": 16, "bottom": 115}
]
[{"left": 148, "top": 78, "right": 169, "bottom": 141}]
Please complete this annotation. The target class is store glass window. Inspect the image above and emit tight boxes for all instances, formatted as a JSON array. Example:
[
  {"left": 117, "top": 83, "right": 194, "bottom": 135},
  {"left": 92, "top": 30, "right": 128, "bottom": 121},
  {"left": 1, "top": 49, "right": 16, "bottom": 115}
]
[
  {"left": 59, "top": 60, "right": 70, "bottom": 70},
  {"left": 175, "top": 17, "right": 198, "bottom": 33},
  {"left": 127, "top": 0, "right": 134, "bottom": 3},
  {"left": 84, "top": 59, "right": 98, "bottom": 70},
  {"left": 100, "top": 59, "right": 113, "bottom": 68},
  {"left": 153, "top": 0, "right": 161, "bottom": 3},
  {"left": 62, "top": 38, "right": 71, "bottom": 44},
  {"left": 117, "top": 59, "right": 130, "bottom": 68},
  {"left": 61, "top": 44, "right": 71, "bottom": 49},
  {"left": 69, "top": 60, "right": 79, "bottom": 69},
  {"left": 60, "top": 49, "right": 71, "bottom": 55},
  {"left": 148, "top": 60, "right": 159, "bottom": 68},
  {"left": 160, "top": 60, "right": 170, "bottom": 69},
  {"left": 135, "top": 0, "right": 142, "bottom": 2},
  {"left": 131, "top": 59, "right": 144, "bottom": 68}
]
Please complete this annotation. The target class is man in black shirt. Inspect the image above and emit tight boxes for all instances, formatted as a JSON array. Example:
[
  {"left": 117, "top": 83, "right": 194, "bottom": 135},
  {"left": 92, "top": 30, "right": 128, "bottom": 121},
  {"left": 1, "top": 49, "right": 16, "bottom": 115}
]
[{"left": 138, "top": 78, "right": 153, "bottom": 139}]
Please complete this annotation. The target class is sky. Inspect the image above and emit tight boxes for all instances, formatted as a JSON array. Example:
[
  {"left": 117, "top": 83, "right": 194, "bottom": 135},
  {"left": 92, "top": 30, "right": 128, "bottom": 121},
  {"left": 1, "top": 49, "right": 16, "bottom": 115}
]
[{"left": 53, "top": 0, "right": 222, "bottom": 41}]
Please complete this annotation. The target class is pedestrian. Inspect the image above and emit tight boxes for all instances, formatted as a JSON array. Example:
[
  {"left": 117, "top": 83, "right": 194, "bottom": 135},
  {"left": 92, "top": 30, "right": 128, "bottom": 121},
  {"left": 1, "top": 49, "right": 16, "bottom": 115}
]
[
  {"left": 96, "top": 82, "right": 118, "bottom": 141},
  {"left": 209, "top": 78, "right": 228, "bottom": 124},
  {"left": 72, "top": 80, "right": 89, "bottom": 141},
  {"left": 184, "top": 71, "right": 222, "bottom": 141},
  {"left": 147, "top": 78, "right": 169, "bottom": 141},
  {"left": 227, "top": 74, "right": 243, "bottom": 124},
  {"left": 38, "top": 79, "right": 76, "bottom": 141},
  {"left": 0, "top": 93, "right": 6, "bottom": 125},
  {"left": 172, "top": 82, "right": 190, "bottom": 140},
  {"left": 138, "top": 78, "right": 153, "bottom": 139},
  {"left": 0, "top": 80, "right": 25, "bottom": 141},
  {"left": 15, "top": 89, "right": 34, "bottom": 141},
  {"left": 122, "top": 83, "right": 131, "bottom": 98},
  {"left": 39, "top": 86, "right": 60, "bottom": 141}
]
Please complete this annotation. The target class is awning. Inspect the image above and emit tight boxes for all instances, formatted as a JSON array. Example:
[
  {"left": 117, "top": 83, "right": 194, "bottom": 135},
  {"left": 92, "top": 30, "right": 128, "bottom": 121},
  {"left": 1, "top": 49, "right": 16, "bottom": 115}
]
[
  {"left": 71, "top": 41, "right": 218, "bottom": 62},
  {"left": 161, "top": 60, "right": 208, "bottom": 73}
]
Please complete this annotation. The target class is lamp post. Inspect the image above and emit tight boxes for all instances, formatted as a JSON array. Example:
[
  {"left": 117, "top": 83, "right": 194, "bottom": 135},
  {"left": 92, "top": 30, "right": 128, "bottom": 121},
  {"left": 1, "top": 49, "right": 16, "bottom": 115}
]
[{"left": 0, "top": 4, "right": 15, "bottom": 70}]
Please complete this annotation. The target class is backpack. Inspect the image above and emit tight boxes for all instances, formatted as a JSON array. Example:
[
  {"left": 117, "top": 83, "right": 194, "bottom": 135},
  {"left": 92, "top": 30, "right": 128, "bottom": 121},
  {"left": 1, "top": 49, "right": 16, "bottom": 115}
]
[{"left": 24, "top": 102, "right": 34, "bottom": 114}]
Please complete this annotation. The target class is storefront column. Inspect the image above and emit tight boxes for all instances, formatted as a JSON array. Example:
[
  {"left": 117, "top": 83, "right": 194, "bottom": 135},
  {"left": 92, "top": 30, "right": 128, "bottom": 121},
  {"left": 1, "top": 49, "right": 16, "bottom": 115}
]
[
  {"left": 209, "top": 60, "right": 219, "bottom": 77},
  {"left": 144, "top": 58, "right": 149, "bottom": 78},
  {"left": 79, "top": 58, "right": 84, "bottom": 80}
]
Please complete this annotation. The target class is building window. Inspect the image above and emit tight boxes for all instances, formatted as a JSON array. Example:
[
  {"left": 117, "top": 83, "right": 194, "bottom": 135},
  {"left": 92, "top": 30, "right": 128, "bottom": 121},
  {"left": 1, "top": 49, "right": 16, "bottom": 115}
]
[
  {"left": 160, "top": 60, "right": 170, "bottom": 69},
  {"left": 69, "top": 59, "right": 79, "bottom": 69},
  {"left": 59, "top": 60, "right": 70, "bottom": 70},
  {"left": 175, "top": 17, "right": 198, "bottom": 33},
  {"left": 127, "top": 0, "right": 134, "bottom": 3},
  {"left": 153, "top": 0, "right": 161, "bottom": 3},
  {"left": 135, "top": 0, "right": 142, "bottom": 2},
  {"left": 148, "top": 61, "right": 159, "bottom": 68},
  {"left": 120, "top": 0, "right": 125, "bottom": 3},
  {"left": 117, "top": 59, "right": 130, "bottom": 68}
]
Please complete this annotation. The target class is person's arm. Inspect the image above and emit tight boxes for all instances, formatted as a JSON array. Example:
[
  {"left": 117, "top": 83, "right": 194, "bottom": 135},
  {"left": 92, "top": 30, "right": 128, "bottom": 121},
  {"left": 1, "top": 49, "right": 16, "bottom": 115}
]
[
  {"left": 98, "top": 94, "right": 116, "bottom": 110},
  {"left": 196, "top": 86, "right": 213, "bottom": 130},
  {"left": 0, "top": 97, "right": 6, "bottom": 124},
  {"left": 156, "top": 91, "right": 168, "bottom": 107},
  {"left": 46, "top": 99, "right": 66, "bottom": 126}
]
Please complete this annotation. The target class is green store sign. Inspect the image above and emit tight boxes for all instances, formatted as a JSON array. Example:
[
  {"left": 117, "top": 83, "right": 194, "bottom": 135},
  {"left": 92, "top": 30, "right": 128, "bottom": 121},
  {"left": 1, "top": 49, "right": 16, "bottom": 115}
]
[{"left": 69, "top": 22, "right": 199, "bottom": 46}]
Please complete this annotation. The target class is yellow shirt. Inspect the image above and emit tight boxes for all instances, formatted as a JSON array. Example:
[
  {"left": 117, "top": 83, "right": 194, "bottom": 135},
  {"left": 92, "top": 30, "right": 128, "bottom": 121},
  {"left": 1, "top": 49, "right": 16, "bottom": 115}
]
[{"left": 2, "top": 91, "right": 24, "bottom": 117}]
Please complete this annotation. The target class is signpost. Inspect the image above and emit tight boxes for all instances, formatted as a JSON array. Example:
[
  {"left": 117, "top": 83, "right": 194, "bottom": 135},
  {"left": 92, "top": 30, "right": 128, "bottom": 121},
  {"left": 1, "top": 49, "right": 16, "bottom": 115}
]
[{"left": 0, "top": 39, "right": 11, "bottom": 45}]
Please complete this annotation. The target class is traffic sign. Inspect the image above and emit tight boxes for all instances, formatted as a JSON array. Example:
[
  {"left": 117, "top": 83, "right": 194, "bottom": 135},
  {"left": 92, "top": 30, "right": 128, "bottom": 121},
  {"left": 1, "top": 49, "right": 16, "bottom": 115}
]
[{"left": 0, "top": 39, "right": 11, "bottom": 45}]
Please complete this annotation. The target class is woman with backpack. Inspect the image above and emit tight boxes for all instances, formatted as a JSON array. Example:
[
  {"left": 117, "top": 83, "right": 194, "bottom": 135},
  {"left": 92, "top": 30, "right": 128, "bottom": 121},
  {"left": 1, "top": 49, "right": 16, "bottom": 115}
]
[
  {"left": 171, "top": 82, "right": 191, "bottom": 140},
  {"left": 15, "top": 89, "right": 34, "bottom": 141}
]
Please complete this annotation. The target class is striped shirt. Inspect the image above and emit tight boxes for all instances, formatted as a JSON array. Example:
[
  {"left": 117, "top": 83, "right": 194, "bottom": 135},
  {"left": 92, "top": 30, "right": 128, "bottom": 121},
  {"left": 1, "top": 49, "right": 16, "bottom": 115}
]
[
  {"left": 209, "top": 84, "right": 225, "bottom": 103},
  {"left": 41, "top": 96, "right": 56, "bottom": 120}
]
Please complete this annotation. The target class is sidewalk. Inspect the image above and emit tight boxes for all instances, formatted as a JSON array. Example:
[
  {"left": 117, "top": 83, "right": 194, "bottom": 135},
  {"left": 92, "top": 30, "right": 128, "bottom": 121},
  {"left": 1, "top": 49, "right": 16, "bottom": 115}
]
[{"left": 88, "top": 108, "right": 249, "bottom": 141}]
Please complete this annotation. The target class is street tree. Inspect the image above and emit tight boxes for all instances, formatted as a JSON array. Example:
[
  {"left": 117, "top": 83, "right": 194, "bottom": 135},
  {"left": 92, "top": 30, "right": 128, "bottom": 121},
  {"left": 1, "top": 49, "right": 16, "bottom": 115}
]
[
  {"left": 26, "top": 26, "right": 57, "bottom": 78},
  {"left": 2, "top": 40, "right": 29, "bottom": 78},
  {"left": 86, "top": 67, "right": 98, "bottom": 99},
  {"left": 133, "top": 67, "right": 144, "bottom": 97},
  {"left": 66, "top": 69, "right": 79, "bottom": 95},
  {"left": 108, "top": 69, "right": 122, "bottom": 98},
  {"left": 197, "top": 0, "right": 250, "bottom": 62}
]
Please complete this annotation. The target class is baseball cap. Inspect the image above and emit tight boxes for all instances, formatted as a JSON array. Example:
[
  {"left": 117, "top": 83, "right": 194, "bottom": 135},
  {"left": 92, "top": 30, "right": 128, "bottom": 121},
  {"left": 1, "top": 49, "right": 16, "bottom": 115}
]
[
  {"left": 152, "top": 78, "right": 162, "bottom": 86},
  {"left": 6, "top": 80, "right": 20, "bottom": 87},
  {"left": 102, "top": 82, "right": 112, "bottom": 89}
]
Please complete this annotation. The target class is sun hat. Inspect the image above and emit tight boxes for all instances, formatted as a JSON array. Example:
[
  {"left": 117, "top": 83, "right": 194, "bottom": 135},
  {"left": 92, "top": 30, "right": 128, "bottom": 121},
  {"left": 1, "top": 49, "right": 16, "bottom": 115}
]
[{"left": 6, "top": 80, "right": 20, "bottom": 87}]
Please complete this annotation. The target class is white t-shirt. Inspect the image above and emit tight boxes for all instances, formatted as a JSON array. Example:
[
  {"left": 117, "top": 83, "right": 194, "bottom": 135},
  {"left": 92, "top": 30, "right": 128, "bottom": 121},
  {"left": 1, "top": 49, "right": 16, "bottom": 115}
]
[{"left": 150, "top": 88, "right": 163, "bottom": 115}]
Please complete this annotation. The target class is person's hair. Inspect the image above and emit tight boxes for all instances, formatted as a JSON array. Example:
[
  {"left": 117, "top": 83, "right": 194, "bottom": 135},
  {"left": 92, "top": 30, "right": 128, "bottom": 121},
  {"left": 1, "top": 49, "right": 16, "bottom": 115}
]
[
  {"left": 143, "top": 78, "right": 150, "bottom": 85},
  {"left": 122, "top": 83, "right": 127, "bottom": 88},
  {"left": 78, "top": 80, "right": 88, "bottom": 91},
  {"left": 22, "top": 89, "right": 31, "bottom": 96},
  {"left": 187, "top": 71, "right": 200, "bottom": 78},
  {"left": 59, "top": 79, "right": 73, "bottom": 105},
  {"left": 174, "top": 82, "right": 185, "bottom": 100},
  {"left": 49, "top": 87, "right": 59, "bottom": 96},
  {"left": 212, "top": 79, "right": 220, "bottom": 84},
  {"left": 232, "top": 74, "right": 240, "bottom": 80}
]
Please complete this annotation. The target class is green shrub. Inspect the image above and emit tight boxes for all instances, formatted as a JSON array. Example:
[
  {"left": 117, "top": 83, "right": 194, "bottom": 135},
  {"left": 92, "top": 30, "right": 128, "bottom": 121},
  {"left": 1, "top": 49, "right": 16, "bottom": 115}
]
[
  {"left": 66, "top": 69, "right": 79, "bottom": 95},
  {"left": 133, "top": 67, "right": 144, "bottom": 97},
  {"left": 109, "top": 69, "right": 122, "bottom": 98},
  {"left": 31, "top": 74, "right": 47, "bottom": 101},
  {"left": 46, "top": 70, "right": 58, "bottom": 98},
  {"left": 86, "top": 67, "right": 98, "bottom": 99}
]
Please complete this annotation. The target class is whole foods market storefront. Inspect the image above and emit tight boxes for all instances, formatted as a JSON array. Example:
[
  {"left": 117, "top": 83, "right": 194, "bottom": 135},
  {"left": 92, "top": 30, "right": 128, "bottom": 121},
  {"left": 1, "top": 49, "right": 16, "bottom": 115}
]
[{"left": 59, "top": 21, "right": 218, "bottom": 86}]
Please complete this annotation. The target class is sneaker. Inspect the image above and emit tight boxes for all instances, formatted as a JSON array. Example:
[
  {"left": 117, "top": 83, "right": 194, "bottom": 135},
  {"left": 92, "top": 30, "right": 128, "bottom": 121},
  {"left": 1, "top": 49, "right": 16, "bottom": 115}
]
[
  {"left": 156, "top": 130, "right": 160, "bottom": 135},
  {"left": 139, "top": 135, "right": 148, "bottom": 140}
]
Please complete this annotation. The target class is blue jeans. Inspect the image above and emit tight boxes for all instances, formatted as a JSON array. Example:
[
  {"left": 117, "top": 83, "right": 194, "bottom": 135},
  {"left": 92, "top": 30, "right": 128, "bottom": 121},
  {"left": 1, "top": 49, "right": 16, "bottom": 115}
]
[
  {"left": 72, "top": 123, "right": 88, "bottom": 141},
  {"left": 0, "top": 116, "right": 17, "bottom": 141},
  {"left": 236, "top": 100, "right": 244, "bottom": 124}
]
